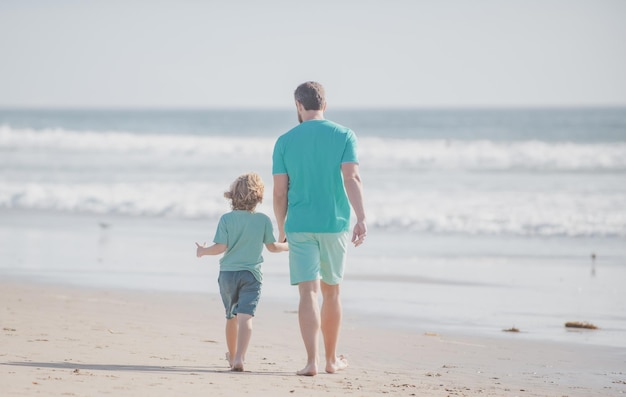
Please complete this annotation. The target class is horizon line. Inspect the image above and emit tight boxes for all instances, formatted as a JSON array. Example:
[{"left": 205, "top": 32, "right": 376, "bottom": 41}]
[{"left": 1, "top": 104, "right": 626, "bottom": 111}]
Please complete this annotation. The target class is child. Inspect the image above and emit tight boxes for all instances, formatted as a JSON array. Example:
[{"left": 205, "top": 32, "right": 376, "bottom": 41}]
[{"left": 195, "top": 172, "right": 288, "bottom": 372}]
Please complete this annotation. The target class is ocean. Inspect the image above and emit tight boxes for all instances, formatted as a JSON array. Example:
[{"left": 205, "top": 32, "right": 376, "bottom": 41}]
[{"left": 1, "top": 108, "right": 625, "bottom": 348}]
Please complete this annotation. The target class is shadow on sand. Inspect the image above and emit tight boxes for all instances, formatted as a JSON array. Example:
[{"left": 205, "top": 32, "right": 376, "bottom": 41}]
[{"left": 1, "top": 361, "right": 291, "bottom": 376}]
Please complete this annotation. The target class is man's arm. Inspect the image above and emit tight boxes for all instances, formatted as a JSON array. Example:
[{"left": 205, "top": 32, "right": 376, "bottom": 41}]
[
  {"left": 273, "top": 173, "right": 289, "bottom": 243},
  {"left": 341, "top": 162, "right": 367, "bottom": 247}
]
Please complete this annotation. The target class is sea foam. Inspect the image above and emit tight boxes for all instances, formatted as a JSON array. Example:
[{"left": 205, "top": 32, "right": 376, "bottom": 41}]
[
  {"left": 2, "top": 125, "right": 625, "bottom": 171},
  {"left": 2, "top": 126, "right": 625, "bottom": 237}
]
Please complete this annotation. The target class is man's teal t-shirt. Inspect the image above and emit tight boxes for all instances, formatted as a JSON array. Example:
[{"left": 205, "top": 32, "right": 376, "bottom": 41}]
[
  {"left": 213, "top": 210, "right": 277, "bottom": 282},
  {"left": 272, "top": 119, "right": 358, "bottom": 233}
]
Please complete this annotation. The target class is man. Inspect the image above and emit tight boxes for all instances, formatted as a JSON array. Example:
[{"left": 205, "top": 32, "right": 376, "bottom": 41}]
[{"left": 272, "top": 81, "right": 367, "bottom": 376}]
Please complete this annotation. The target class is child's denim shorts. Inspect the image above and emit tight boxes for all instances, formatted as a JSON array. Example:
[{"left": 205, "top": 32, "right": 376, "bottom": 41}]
[{"left": 218, "top": 270, "right": 262, "bottom": 319}]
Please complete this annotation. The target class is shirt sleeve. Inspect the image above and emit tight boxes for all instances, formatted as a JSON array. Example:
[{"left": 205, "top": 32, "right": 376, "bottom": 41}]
[
  {"left": 272, "top": 138, "right": 287, "bottom": 175},
  {"left": 263, "top": 216, "right": 277, "bottom": 244},
  {"left": 213, "top": 215, "right": 228, "bottom": 245},
  {"left": 341, "top": 130, "right": 359, "bottom": 164}
]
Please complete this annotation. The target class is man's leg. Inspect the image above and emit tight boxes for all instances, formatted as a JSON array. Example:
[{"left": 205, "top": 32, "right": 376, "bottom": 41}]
[
  {"left": 232, "top": 313, "right": 252, "bottom": 371},
  {"left": 297, "top": 279, "right": 320, "bottom": 376},
  {"left": 320, "top": 281, "right": 348, "bottom": 373}
]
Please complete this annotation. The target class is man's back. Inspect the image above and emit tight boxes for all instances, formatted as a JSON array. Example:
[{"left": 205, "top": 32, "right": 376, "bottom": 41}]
[
  {"left": 272, "top": 81, "right": 367, "bottom": 376},
  {"left": 272, "top": 119, "right": 358, "bottom": 233}
]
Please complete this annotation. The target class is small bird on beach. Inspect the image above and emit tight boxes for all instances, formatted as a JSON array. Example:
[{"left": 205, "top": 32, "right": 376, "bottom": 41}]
[{"left": 591, "top": 252, "right": 596, "bottom": 277}]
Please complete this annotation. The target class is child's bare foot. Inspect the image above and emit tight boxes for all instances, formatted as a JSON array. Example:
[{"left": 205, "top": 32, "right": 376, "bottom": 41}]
[
  {"left": 296, "top": 363, "right": 318, "bottom": 376},
  {"left": 325, "top": 355, "right": 348, "bottom": 374}
]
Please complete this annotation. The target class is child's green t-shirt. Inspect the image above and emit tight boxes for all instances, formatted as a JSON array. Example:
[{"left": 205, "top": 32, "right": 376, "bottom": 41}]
[{"left": 213, "top": 210, "right": 277, "bottom": 282}]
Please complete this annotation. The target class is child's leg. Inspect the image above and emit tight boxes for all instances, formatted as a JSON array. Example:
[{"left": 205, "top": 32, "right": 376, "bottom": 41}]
[
  {"left": 218, "top": 271, "right": 240, "bottom": 368},
  {"left": 232, "top": 313, "right": 253, "bottom": 371},
  {"left": 225, "top": 317, "right": 238, "bottom": 367}
]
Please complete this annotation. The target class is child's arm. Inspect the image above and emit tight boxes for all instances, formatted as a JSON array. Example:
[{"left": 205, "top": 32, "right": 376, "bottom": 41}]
[
  {"left": 196, "top": 242, "right": 227, "bottom": 257},
  {"left": 265, "top": 242, "right": 288, "bottom": 253}
]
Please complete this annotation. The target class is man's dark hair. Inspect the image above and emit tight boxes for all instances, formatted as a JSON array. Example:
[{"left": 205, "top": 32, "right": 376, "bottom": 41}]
[{"left": 294, "top": 81, "right": 326, "bottom": 110}]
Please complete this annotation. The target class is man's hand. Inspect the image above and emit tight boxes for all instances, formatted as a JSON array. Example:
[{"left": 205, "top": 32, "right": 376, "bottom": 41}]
[
  {"left": 351, "top": 221, "right": 367, "bottom": 247},
  {"left": 278, "top": 232, "right": 287, "bottom": 244}
]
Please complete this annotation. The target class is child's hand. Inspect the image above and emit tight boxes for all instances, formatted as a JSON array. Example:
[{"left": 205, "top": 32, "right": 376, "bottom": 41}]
[
  {"left": 195, "top": 242, "right": 206, "bottom": 258},
  {"left": 266, "top": 241, "right": 288, "bottom": 253}
]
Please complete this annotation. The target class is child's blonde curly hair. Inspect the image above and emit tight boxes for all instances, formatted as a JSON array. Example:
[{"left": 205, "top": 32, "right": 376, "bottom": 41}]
[{"left": 224, "top": 172, "right": 264, "bottom": 212}]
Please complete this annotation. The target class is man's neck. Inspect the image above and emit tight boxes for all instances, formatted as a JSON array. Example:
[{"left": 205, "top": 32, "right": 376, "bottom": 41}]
[{"left": 300, "top": 110, "right": 325, "bottom": 122}]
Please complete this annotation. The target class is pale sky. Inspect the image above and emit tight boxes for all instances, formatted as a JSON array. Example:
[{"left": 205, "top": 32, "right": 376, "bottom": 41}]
[{"left": 1, "top": 0, "right": 625, "bottom": 108}]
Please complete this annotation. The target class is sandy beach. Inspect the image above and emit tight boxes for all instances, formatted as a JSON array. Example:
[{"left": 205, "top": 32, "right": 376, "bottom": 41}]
[
  {"left": 1, "top": 281, "right": 624, "bottom": 397},
  {"left": 2, "top": 3, "right": 626, "bottom": 394}
]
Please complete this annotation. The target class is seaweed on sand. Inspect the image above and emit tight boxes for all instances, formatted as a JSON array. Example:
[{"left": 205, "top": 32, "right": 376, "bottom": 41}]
[{"left": 565, "top": 321, "right": 598, "bottom": 329}]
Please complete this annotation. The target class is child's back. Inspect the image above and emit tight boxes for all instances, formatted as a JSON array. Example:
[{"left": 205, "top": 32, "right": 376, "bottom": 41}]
[{"left": 196, "top": 173, "right": 287, "bottom": 371}]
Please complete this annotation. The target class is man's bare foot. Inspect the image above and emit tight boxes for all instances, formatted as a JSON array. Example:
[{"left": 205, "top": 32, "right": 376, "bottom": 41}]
[
  {"left": 231, "top": 363, "right": 244, "bottom": 372},
  {"left": 225, "top": 352, "right": 233, "bottom": 368},
  {"left": 296, "top": 363, "right": 318, "bottom": 376},
  {"left": 325, "top": 355, "right": 348, "bottom": 374}
]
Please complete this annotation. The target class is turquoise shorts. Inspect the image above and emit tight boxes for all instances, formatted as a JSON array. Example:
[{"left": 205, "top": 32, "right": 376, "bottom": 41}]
[{"left": 286, "top": 232, "right": 349, "bottom": 286}]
